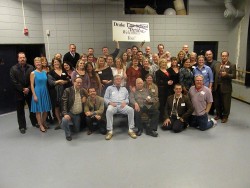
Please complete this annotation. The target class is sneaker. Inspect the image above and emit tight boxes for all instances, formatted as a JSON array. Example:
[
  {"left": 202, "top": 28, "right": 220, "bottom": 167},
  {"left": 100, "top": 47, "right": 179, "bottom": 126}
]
[
  {"left": 105, "top": 131, "right": 113, "bottom": 140},
  {"left": 128, "top": 130, "right": 137, "bottom": 139},
  {"left": 211, "top": 118, "right": 217, "bottom": 127}
]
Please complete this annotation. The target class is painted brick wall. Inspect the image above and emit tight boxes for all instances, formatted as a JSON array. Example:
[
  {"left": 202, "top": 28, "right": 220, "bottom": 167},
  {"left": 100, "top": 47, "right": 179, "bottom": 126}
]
[
  {"left": 0, "top": 1, "right": 44, "bottom": 44},
  {"left": 41, "top": 1, "right": 229, "bottom": 61}
]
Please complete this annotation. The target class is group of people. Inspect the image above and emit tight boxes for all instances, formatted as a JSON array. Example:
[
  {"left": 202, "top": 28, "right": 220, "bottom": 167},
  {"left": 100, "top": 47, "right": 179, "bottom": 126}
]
[{"left": 9, "top": 42, "right": 236, "bottom": 141}]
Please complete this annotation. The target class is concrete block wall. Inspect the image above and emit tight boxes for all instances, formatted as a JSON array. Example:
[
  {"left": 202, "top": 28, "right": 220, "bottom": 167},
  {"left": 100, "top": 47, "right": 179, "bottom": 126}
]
[
  {"left": 0, "top": 1, "right": 44, "bottom": 44},
  {"left": 41, "top": 1, "right": 229, "bottom": 61}
]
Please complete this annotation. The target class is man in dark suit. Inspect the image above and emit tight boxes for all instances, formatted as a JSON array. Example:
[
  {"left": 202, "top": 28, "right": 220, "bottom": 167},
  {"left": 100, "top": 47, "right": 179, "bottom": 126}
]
[
  {"left": 213, "top": 51, "right": 236, "bottom": 123},
  {"left": 10, "top": 52, "right": 38, "bottom": 134},
  {"left": 63, "top": 44, "right": 80, "bottom": 68}
]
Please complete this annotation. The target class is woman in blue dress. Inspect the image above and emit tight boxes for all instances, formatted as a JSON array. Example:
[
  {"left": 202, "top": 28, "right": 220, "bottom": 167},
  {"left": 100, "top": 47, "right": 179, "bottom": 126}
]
[{"left": 30, "top": 57, "right": 51, "bottom": 132}]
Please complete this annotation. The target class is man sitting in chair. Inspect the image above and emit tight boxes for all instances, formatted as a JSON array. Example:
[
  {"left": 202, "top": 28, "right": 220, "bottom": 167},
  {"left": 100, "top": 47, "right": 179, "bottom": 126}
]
[
  {"left": 104, "top": 75, "right": 137, "bottom": 140},
  {"left": 130, "top": 78, "right": 159, "bottom": 137},
  {"left": 61, "top": 77, "right": 88, "bottom": 141}
]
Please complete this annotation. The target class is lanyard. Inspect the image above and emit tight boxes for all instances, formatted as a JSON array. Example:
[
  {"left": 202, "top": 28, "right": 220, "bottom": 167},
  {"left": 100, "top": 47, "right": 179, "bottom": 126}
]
[{"left": 170, "top": 94, "right": 181, "bottom": 118}]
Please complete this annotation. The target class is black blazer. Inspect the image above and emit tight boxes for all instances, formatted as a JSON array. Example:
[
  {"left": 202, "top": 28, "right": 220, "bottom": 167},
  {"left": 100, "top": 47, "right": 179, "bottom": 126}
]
[{"left": 63, "top": 52, "right": 80, "bottom": 68}]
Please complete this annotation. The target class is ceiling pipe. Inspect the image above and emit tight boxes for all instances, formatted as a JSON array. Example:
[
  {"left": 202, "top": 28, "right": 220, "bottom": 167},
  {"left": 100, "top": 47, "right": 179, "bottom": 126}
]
[{"left": 224, "top": 0, "right": 245, "bottom": 19}]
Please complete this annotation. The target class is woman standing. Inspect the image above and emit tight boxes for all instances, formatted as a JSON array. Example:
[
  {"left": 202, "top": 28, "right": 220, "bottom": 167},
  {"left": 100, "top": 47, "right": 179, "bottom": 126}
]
[
  {"left": 71, "top": 60, "right": 90, "bottom": 90},
  {"left": 167, "top": 57, "right": 180, "bottom": 95},
  {"left": 48, "top": 58, "right": 69, "bottom": 129},
  {"left": 112, "top": 57, "right": 127, "bottom": 87},
  {"left": 144, "top": 74, "right": 159, "bottom": 108},
  {"left": 95, "top": 57, "right": 113, "bottom": 96},
  {"left": 121, "top": 52, "right": 131, "bottom": 70},
  {"left": 177, "top": 50, "right": 186, "bottom": 67},
  {"left": 30, "top": 57, "right": 51, "bottom": 132},
  {"left": 85, "top": 62, "right": 102, "bottom": 95},
  {"left": 179, "top": 58, "right": 194, "bottom": 95},
  {"left": 126, "top": 57, "right": 141, "bottom": 92},
  {"left": 62, "top": 61, "right": 74, "bottom": 87},
  {"left": 155, "top": 58, "right": 173, "bottom": 121}
]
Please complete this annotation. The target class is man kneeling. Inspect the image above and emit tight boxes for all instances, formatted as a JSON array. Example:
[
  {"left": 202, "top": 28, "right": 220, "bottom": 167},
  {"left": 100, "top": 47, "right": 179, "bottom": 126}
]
[
  {"left": 61, "top": 77, "right": 87, "bottom": 141},
  {"left": 162, "top": 84, "right": 193, "bottom": 133}
]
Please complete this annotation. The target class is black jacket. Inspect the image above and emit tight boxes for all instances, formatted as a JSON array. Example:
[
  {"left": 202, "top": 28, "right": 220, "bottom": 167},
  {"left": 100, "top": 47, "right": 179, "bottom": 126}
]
[
  {"left": 61, "top": 86, "right": 88, "bottom": 116},
  {"left": 10, "top": 63, "right": 34, "bottom": 99}
]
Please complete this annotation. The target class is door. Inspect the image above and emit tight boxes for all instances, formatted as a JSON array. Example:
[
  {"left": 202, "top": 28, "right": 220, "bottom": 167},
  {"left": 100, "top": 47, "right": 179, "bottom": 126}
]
[
  {"left": 193, "top": 41, "right": 218, "bottom": 60},
  {"left": 0, "top": 44, "right": 46, "bottom": 114}
]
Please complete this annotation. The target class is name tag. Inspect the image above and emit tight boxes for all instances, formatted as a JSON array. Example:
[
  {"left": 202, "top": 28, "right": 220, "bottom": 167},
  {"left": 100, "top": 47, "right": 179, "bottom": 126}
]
[
  {"left": 225, "top": 65, "right": 230, "bottom": 68},
  {"left": 61, "top": 73, "right": 66, "bottom": 75},
  {"left": 200, "top": 91, "right": 205, "bottom": 95},
  {"left": 112, "top": 91, "right": 115, "bottom": 95},
  {"left": 98, "top": 71, "right": 102, "bottom": 74},
  {"left": 202, "top": 70, "right": 206, "bottom": 73},
  {"left": 151, "top": 89, "right": 155, "bottom": 92},
  {"left": 181, "top": 103, "right": 185, "bottom": 106}
]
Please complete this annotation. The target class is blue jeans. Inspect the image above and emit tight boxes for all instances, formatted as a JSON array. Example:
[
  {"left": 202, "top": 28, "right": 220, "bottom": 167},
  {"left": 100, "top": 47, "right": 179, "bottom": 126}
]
[
  {"left": 189, "top": 114, "right": 213, "bottom": 131},
  {"left": 61, "top": 112, "right": 81, "bottom": 137}
]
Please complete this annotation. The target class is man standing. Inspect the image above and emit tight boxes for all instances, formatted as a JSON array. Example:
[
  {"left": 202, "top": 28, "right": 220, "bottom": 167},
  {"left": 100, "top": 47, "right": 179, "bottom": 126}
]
[
  {"left": 84, "top": 88, "right": 106, "bottom": 135},
  {"left": 189, "top": 75, "right": 217, "bottom": 131},
  {"left": 182, "top": 44, "right": 190, "bottom": 58},
  {"left": 205, "top": 50, "right": 219, "bottom": 115},
  {"left": 10, "top": 52, "right": 37, "bottom": 134},
  {"left": 162, "top": 84, "right": 193, "bottom": 133},
  {"left": 130, "top": 78, "right": 159, "bottom": 137},
  {"left": 205, "top": 50, "right": 218, "bottom": 71},
  {"left": 102, "top": 40, "right": 120, "bottom": 61},
  {"left": 157, "top": 43, "right": 165, "bottom": 57},
  {"left": 213, "top": 51, "right": 236, "bottom": 123},
  {"left": 104, "top": 75, "right": 137, "bottom": 140},
  {"left": 61, "top": 77, "right": 88, "bottom": 141},
  {"left": 63, "top": 44, "right": 80, "bottom": 68}
]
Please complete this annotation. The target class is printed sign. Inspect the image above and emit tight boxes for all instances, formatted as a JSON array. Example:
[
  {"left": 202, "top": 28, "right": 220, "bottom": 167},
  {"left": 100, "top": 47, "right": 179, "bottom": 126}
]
[{"left": 112, "top": 20, "right": 150, "bottom": 42}]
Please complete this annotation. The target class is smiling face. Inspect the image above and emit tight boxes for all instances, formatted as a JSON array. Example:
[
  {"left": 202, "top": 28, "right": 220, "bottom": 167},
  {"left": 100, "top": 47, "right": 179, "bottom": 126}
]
[
  {"left": 34, "top": 57, "right": 42, "bottom": 70},
  {"left": 183, "top": 59, "right": 191, "bottom": 68},
  {"left": 194, "top": 75, "right": 204, "bottom": 89},
  {"left": 136, "top": 78, "right": 144, "bottom": 90},
  {"left": 174, "top": 84, "right": 182, "bottom": 96},
  {"left": 145, "top": 75, "right": 153, "bottom": 85},
  {"left": 63, "top": 63, "right": 70, "bottom": 71},
  {"left": 74, "top": 77, "right": 82, "bottom": 89}
]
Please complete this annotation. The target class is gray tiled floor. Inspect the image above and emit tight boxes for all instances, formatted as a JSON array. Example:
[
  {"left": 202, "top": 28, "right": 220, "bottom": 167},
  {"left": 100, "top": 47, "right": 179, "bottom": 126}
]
[{"left": 0, "top": 98, "right": 250, "bottom": 188}]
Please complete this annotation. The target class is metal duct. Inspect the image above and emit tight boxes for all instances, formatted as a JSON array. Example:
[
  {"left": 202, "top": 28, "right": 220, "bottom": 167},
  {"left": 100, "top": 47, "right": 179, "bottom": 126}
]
[{"left": 224, "top": 0, "right": 245, "bottom": 19}]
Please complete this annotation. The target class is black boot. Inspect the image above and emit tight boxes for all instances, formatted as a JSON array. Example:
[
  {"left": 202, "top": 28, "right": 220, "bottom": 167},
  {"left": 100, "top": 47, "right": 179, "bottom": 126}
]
[{"left": 136, "top": 128, "right": 143, "bottom": 136}]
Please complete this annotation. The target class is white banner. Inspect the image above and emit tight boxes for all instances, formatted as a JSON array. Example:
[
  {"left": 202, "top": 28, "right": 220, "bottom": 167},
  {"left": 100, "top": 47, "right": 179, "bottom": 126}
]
[{"left": 112, "top": 20, "right": 150, "bottom": 42}]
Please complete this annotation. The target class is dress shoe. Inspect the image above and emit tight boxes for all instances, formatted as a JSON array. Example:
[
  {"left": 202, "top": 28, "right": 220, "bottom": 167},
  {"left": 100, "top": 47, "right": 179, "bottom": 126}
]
[
  {"left": 105, "top": 131, "right": 113, "bottom": 140},
  {"left": 214, "top": 116, "right": 221, "bottom": 120},
  {"left": 136, "top": 129, "right": 143, "bottom": 136},
  {"left": 128, "top": 131, "right": 137, "bottom": 139},
  {"left": 33, "top": 124, "right": 39, "bottom": 128},
  {"left": 146, "top": 130, "right": 158, "bottom": 137},
  {"left": 87, "top": 130, "right": 93, "bottom": 135},
  {"left": 20, "top": 128, "right": 26, "bottom": 134},
  {"left": 221, "top": 117, "right": 228, "bottom": 123},
  {"left": 54, "top": 125, "right": 61, "bottom": 130},
  {"left": 66, "top": 136, "right": 72, "bottom": 141}
]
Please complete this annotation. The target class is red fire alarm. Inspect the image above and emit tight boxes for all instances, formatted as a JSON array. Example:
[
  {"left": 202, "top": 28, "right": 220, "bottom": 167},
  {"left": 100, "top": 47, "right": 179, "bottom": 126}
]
[{"left": 24, "top": 27, "right": 29, "bottom": 36}]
